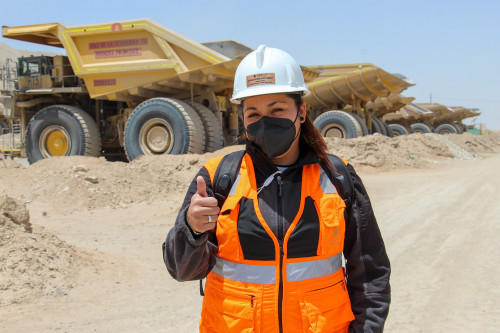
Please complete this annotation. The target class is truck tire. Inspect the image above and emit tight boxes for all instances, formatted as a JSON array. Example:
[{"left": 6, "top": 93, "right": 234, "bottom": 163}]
[
  {"left": 435, "top": 123, "right": 458, "bottom": 135},
  {"left": 382, "top": 122, "right": 394, "bottom": 138},
  {"left": 343, "top": 112, "right": 365, "bottom": 137},
  {"left": 453, "top": 123, "right": 464, "bottom": 134},
  {"left": 411, "top": 123, "right": 432, "bottom": 134},
  {"left": 124, "top": 98, "right": 205, "bottom": 161},
  {"left": 25, "top": 105, "right": 101, "bottom": 164},
  {"left": 370, "top": 115, "right": 386, "bottom": 135},
  {"left": 313, "top": 110, "right": 360, "bottom": 139},
  {"left": 389, "top": 123, "right": 410, "bottom": 136},
  {"left": 188, "top": 102, "right": 224, "bottom": 153},
  {"left": 0, "top": 120, "right": 10, "bottom": 134},
  {"left": 351, "top": 113, "right": 369, "bottom": 136}
]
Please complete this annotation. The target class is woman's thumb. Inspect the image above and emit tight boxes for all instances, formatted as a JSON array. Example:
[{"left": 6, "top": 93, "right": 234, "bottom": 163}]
[{"left": 196, "top": 176, "right": 208, "bottom": 197}]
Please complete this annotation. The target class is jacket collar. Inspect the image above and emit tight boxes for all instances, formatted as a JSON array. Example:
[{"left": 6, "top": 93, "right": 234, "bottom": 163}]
[{"left": 245, "top": 139, "right": 320, "bottom": 186}]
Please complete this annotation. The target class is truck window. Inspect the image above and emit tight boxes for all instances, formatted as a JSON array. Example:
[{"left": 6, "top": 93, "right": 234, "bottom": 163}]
[
  {"left": 18, "top": 60, "right": 41, "bottom": 75},
  {"left": 28, "top": 62, "right": 40, "bottom": 74}
]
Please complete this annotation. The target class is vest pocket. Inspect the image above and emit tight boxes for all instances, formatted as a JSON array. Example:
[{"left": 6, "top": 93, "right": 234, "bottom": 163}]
[
  {"left": 201, "top": 285, "right": 257, "bottom": 333},
  {"left": 316, "top": 195, "right": 345, "bottom": 255},
  {"left": 299, "top": 280, "right": 354, "bottom": 333},
  {"left": 318, "top": 195, "right": 345, "bottom": 228}
]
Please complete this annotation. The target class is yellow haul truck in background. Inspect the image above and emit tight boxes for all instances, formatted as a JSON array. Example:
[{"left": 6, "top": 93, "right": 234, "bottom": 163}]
[
  {"left": 1, "top": 19, "right": 250, "bottom": 163},
  {"left": 1, "top": 19, "right": 417, "bottom": 163},
  {"left": 304, "top": 64, "right": 414, "bottom": 138},
  {"left": 382, "top": 103, "right": 481, "bottom": 135}
]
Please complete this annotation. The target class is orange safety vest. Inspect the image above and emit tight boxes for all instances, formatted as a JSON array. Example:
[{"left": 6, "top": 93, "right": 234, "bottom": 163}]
[{"left": 201, "top": 153, "right": 355, "bottom": 333}]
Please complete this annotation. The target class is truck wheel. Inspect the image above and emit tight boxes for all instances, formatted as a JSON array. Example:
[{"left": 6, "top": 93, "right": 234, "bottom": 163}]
[
  {"left": 0, "top": 120, "right": 10, "bottom": 134},
  {"left": 343, "top": 112, "right": 365, "bottom": 137},
  {"left": 389, "top": 124, "right": 410, "bottom": 136},
  {"left": 313, "top": 110, "right": 360, "bottom": 139},
  {"left": 370, "top": 115, "right": 386, "bottom": 135},
  {"left": 25, "top": 105, "right": 101, "bottom": 164},
  {"left": 410, "top": 123, "right": 432, "bottom": 134},
  {"left": 435, "top": 123, "right": 458, "bottom": 135},
  {"left": 351, "top": 113, "right": 369, "bottom": 136},
  {"left": 188, "top": 102, "right": 224, "bottom": 153},
  {"left": 453, "top": 123, "right": 464, "bottom": 134},
  {"left": 124, "top": 98, "right": 205, "bottom": 161},
  {"left": 382, "top": 122, "right": 393, "bottom": 138}
]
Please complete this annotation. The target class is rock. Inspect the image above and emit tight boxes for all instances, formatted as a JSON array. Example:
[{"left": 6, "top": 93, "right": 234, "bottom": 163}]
[
  {"left": 84, "top": 176, "right": 99, "bottom": 184},
  {"left": 73, "top": 165, "right": 88, "bottom": 172},
  {"left": 0, "top": 196, "right": 31, "bottom": 232}
]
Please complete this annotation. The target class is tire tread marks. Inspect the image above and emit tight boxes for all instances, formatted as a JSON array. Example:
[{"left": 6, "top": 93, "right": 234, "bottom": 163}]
[
  {"left": 25, "top": 105, "right": 101, "bottom": 163},
  {"left": 62, "top": 105, "right": 101, "bottom": 156},
  {"left": 124, "top": 98, "right": 205, "bottom": 159},
  {"left": 313, "top": 110, "right": 359, "bottom": 139},
  {"left": 188, "top": 102, "right": 224, "bottom": 153}
]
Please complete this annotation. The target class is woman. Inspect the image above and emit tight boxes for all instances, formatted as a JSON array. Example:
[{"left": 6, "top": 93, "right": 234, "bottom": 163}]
[{"left": 163, "top": 45, "right": 391, "bottom": 333}]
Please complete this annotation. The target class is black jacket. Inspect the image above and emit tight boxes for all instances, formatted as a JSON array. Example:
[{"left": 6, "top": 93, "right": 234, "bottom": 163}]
[{"left": 163, "top": 140, "right": 391, "bottom": 332}]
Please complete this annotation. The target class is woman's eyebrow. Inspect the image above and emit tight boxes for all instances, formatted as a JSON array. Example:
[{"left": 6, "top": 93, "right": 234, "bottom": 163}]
[
  {"left": 243, "top": 106, "right": 257, "bottom": 112},
  {"left": 267, "top": 101, "right": 287, "bottom": 107}
]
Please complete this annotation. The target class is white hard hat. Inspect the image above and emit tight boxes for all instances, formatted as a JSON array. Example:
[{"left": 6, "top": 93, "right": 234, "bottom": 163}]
[{"left": 231, "top": 45, "right": 310, "bottom": 104}]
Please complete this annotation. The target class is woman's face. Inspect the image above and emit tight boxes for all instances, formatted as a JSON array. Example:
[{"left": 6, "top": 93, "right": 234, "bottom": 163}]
[{"left": 242, "top": 93, "right": 306, "bottom": 130}]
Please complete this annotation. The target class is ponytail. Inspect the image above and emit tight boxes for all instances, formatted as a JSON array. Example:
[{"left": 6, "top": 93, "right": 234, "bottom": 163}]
[{"left": 288, "top": 94, "right": 335, "bottom": 173}]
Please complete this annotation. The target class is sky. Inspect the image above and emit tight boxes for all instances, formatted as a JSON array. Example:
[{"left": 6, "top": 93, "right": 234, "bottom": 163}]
[{"left": 1, "top": 0, "right": 499, "bottom": 129}]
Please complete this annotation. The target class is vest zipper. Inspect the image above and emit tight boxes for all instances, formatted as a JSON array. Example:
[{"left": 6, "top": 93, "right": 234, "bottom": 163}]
[
  {"left": 276, "top": 174, "right": 284, "bottom": 333},
  {"left": 277, "top": 175, "right": 283, "bottom": 197},
  {"left": 249, "top": 294, "right": 255, "bottom": 307},
  {"left": 279, "top": 251, "right": 283, "bottom": 333}
]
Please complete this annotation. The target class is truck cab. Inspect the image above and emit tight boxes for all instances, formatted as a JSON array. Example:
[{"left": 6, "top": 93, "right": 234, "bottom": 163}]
[{"left": 17, "top": 55, "right": 77, "bottom": 91}]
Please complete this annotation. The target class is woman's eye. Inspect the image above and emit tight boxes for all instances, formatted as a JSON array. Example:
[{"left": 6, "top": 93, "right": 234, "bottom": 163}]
[
  {"left": 247, "top": 113, "right": 258, "bottom": 118},
  {"left": 272, "top": 108, "right": 284, "bottom": 113}
]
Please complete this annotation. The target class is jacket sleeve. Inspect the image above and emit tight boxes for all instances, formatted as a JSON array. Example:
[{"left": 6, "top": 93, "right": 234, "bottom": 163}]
[
  {"left": 162, "top": 167, "right": 219, "bottom": 281},
  {"left": 343, "top": 164, "right": 391, "bottom": 333}
]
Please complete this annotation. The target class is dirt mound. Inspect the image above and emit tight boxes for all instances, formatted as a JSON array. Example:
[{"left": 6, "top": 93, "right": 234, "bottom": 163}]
[
  {"left": 0, "top": 145, "right": 244, "bottom": 214},
  {"left": 0, "top": 133, "right": 498, "bottom": 214},
  {"left": 326, "top": 132, "right": 499, "bottom": 170},
  {"left": 0, "top": 196, "right": 95, "bottom": 306}
]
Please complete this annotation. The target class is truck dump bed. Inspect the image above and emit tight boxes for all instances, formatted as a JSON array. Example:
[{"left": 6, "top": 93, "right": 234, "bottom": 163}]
[
  {"left": 2, "top": 19, "right": 240, "bottom": 101},
  {"left": 305, "top": 64, "right": 414, "bottom": 115},
  {"left": 383, "top": 103, "right": 480, "bottom": 126},
  {"left": 383, "top": 103, "right": 434, "bottom": 123},
  {"left": 416, "top": 103, "right": 480, "bottom": 124}
]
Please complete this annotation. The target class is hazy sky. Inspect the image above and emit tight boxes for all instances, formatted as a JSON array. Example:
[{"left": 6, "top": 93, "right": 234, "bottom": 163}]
[{"left": 1, "top": 0, "right": 499, "bottom": 129}]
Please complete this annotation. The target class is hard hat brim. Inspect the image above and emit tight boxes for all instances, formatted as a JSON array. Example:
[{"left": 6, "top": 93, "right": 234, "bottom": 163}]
[{"left": 231, "top": 85, "right": 310, "bottom": 104}]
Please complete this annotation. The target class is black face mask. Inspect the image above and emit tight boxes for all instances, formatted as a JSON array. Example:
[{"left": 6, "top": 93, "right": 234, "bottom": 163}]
[{"left": 246, "top": 112, "right": 300, "bottom": 159}]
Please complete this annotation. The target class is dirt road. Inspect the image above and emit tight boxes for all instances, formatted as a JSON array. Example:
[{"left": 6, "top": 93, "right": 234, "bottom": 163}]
[
  {"left": 1, "top": 151, "right": 499, "bottom": 332},
  {"left": 366, "top": 154, "right": 500, "bottom": 332}
]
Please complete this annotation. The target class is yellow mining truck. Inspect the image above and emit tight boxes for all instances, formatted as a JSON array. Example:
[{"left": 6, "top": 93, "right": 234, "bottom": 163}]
[
  {"left": 1, "top": 19, "right": 252, "bottom": 163},
  {"left": 2, "top": 19, "right": 416, "bottom": 163},
  {"left": 382, "top": 103, "right": 481, "bottom": 135},
  {"left": 304, "top": 64, "right": 414, "bottom": 138}
]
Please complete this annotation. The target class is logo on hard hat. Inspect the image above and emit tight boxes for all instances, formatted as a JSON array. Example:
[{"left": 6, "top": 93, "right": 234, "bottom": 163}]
[{"left": 246, "top": 73, "right": 275, "bottom": 87}]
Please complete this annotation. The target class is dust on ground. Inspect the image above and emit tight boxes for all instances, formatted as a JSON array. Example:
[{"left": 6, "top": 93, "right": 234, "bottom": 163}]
[
  {"left": 0, "top": 131, "right": 499, "bottom": 332},
  {"left": 0, "top": 196, "right": 100, "bottom": 306},
  {"left": 1, "top": 132, "right": 498, "bottom": 215}
]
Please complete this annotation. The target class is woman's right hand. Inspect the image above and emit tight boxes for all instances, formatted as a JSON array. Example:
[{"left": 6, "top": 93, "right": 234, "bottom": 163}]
[{"left": 186, "top": 176, "right": 220, "bottom": 234}]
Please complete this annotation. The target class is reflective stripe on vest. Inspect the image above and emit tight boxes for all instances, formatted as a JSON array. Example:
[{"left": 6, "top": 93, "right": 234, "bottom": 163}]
[
  {"left": 286, "top": 252, "right": 342, "bottom": 282},
  {"left": 213, "top": 253, "right": 342, "bottom": 284},
  {"left": 212, "top": 256, "right": 276, "bottom": 284},
  {"left": 319, "top": 166, "right": 337, "bottom": 194},
  {"left": 228, "top": 172, "right": 241, "bottom": 197},
  {"left": 227, "top": 166, "right": 335, "bottom": 197}
]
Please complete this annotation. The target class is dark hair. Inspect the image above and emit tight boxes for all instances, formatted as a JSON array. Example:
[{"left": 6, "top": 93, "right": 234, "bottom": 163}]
[{"left": 288, "top": 94, "right": 335, "bottom": 172}]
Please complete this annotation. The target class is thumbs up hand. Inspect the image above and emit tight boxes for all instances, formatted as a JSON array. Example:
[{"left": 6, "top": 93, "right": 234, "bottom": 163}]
[{"left": 186, "top": 176, "right": 220, "bottom": 234}]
